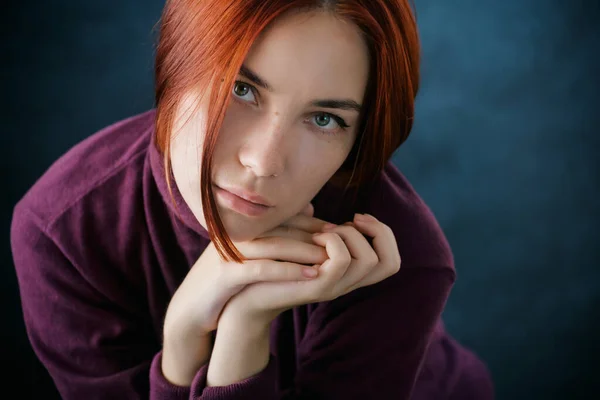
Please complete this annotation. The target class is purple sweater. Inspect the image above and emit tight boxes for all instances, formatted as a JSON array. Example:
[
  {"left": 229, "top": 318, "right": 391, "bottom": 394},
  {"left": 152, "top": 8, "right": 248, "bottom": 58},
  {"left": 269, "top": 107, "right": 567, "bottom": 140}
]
[{"left": 10, "top": 109, "right": 494, "bottom": 399}]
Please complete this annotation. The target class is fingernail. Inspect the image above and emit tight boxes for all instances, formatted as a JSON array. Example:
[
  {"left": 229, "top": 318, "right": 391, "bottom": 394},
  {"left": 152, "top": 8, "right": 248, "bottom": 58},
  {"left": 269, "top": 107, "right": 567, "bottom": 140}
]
[
  {"left": 322, "top": 223, "right": 337, "bottom": 230},
  {"left": 303, "top": 268, "right": 318, "bottom": 278}
]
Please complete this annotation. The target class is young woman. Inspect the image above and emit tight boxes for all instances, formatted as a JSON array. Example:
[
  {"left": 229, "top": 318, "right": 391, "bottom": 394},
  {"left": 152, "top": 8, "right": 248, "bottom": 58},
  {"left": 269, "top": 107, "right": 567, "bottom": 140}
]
[{"left": 10, "top": 0, "right": 494, "bottom": 399}]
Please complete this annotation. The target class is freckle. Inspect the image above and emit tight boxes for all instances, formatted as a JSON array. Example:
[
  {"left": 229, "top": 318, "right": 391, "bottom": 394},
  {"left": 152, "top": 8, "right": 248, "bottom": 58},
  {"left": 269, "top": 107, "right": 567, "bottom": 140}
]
[{"left": 274, "top": 111, "right": 279, "bottom": 116}]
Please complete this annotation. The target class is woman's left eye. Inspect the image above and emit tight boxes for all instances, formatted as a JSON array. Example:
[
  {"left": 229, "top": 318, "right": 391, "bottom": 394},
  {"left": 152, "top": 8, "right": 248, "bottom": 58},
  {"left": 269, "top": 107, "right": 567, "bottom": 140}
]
[
  {"left": 310, "top": 113, "right": 349, "bottom": 134},
  {"left": 232, "top": 81, "right": 257, "bottom": 104}
]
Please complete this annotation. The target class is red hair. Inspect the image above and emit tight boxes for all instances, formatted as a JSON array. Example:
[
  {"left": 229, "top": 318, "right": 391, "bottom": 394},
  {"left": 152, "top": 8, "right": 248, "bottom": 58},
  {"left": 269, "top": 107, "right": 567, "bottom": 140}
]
[{"left": 153, "top": 0, "right": 420, "bottom": 262}]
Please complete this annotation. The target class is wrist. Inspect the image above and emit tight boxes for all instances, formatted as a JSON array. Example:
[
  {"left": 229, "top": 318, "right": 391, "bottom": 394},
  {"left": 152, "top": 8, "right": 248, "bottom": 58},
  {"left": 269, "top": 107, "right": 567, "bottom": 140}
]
[
  {"left": 207, "top": 313, "right": 271, "bottom": 387},
  {"left": 221, "top": 305, "right": 272, "bottom": 337},
  {"left": 220, "top": 301, "right": 273, "bottom": 334},
  {"left": 162, "top": 324, "right": 213, "bottom": 387}
]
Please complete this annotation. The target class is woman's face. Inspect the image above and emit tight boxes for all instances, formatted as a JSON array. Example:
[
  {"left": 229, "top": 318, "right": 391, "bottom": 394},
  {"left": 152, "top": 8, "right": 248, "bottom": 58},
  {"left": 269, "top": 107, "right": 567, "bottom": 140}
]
[{"left": 171, "top": 11, "right": 369, "bottom": 242}]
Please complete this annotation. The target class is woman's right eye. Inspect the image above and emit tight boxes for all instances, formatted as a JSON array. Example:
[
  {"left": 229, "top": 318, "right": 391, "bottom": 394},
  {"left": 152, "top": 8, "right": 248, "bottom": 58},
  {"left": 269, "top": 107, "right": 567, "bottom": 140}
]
[{"left": 232, "top": 81, "right": 257, "bottom": 104}]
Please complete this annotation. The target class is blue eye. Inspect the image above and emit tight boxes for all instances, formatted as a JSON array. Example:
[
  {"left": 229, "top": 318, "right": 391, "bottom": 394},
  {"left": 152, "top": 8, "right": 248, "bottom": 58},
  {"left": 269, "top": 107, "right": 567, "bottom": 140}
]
[
  {"left": 310, "top": 112, "right": 350, "bottom": 135},
  {"left": 315, "top": 114, "right": 334, "bottom": 128},
  {"left": 232, "top": 81, "right": 257, "bottom": 104}
]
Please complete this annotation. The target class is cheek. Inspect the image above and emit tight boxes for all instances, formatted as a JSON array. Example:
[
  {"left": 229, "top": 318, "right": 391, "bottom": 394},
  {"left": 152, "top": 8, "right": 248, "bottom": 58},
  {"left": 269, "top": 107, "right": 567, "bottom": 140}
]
[
  {"left": 294, "top": 144, "right": 351, "bottom": 195},
  {"left": 300, "top": 136, "right": 355, "bottom": 174},
  {"left": 216, "top": 109, "right": 247, "bottom": 153},
  {"left": 171, "top": 130, "right": 202, "bottom": 182}
]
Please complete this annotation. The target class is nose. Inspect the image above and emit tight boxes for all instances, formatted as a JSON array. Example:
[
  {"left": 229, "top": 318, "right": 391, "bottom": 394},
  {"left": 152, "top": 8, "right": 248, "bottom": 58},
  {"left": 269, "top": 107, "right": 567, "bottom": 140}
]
[{"left": 238, "top": 114, "right": 290, "bottom": 178}]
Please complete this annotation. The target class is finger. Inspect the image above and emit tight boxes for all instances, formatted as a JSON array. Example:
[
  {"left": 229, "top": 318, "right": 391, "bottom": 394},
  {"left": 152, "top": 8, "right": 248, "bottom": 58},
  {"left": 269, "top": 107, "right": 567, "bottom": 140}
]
[
  {"left": 237, "top": 236, "right": 328, "bottom": 265},
  {"left": 229, "top": 259, "right": 319, "bottom": 286},
  {"left": 351, "top": 213, "right": 401, "bottom": 278},
  {"left": 258, "top": 225, "right": 314, "bottom": 244},
  {"left": 282, "top": 213, "right": 331, "bottom": 234},
  {"left": 322, "top": 224, "right": 378, "bottom": 265},
  {"left": 250, "top": 232, "right": 353, "bottom": 306},
  {"left": 311, "top": 232, "right": 351, "bottom": 283},
  {"left": 337, "top": 213, "right": 403, "bottom": 295},
  {"left": 321, "top": 224, "right": 378, "bottom": 291}
]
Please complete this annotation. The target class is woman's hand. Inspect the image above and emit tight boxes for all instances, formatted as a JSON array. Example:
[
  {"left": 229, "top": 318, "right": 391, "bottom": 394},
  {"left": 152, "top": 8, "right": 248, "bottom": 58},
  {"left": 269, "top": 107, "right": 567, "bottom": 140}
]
[
  {"left": 164, "top": 203, "right": 325, "bottom": 337},
  {"left": 220, "top": 213, "right": 401, "bottom": 326},
  {"left": 162, "top": 202, "right": 328, "bottom": 385}
]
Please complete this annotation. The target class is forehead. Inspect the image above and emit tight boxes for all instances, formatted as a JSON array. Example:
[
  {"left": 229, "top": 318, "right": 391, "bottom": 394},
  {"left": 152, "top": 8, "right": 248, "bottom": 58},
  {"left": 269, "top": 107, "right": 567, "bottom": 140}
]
[{"left": 243, "top": 11, "right": 370, "bottom": 102}]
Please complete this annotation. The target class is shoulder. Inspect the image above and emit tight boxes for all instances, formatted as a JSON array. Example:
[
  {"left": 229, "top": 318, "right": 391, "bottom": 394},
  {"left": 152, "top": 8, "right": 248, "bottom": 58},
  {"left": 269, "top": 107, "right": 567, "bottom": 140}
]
[
  {"left": 10, "top": 109, "right": 158, "bottom": 301},
  {"left": 365, "top": 161, "right": 455, "bottom": 274},
  {"left": 13, "top": 109, "right": 157, "bottom": 230}
]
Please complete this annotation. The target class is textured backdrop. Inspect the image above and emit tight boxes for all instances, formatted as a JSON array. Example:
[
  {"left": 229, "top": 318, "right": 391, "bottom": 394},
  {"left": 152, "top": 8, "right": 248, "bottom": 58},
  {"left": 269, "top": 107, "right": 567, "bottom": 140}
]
[{"left": 3, "top": 1, "right": 599, "bottom": 398}]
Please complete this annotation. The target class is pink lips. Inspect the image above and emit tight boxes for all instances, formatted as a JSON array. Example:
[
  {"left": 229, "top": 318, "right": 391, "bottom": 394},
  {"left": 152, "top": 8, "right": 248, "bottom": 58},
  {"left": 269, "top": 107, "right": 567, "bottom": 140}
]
[
  {"left": 219, "top": 185, "right": 273, "bottom": 207},
  {"left": 214, "top": 185, "right": 273, "bottom": 217}
]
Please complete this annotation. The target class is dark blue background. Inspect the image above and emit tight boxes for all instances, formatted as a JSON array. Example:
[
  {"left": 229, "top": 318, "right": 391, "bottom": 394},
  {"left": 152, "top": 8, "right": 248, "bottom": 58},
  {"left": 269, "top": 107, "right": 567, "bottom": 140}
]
[{"left": 3, "top": 1, "right": 599, "bottom": 398}]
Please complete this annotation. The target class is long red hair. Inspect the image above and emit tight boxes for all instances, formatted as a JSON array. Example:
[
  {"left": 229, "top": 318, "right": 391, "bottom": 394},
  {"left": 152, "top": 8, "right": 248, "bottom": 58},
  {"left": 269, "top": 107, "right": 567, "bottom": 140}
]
[{"left": 153, "top": 0, "right": 420, "bottom": 262}]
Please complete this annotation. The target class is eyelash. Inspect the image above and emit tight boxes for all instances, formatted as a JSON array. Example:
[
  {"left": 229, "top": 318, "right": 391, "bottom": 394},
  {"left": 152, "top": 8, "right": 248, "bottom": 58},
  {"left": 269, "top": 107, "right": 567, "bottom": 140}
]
[{"left": 231, "top": 81, "right": 350, "bottom": 136}]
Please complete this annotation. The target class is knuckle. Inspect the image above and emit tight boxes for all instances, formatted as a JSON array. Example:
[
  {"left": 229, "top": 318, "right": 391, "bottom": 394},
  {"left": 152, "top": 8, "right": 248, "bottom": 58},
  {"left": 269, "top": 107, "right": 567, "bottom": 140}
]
[
  {"left": 384, "top": 225, "right": 394, "bottom": 236},
  {"left": 390, "top": 259, "right": 401, "bottom": 274},
  {"left": 341, "top": 252, "right": 352, "bottom": 266},
  {"left": 366, "top": 254, "right": 379, "bottom": 268},
  {"left": 250, "top": 262, "right": 264, "bottom": 279},
  {"left": 290, "top": 263, "right": 305, "bottom": 279}
]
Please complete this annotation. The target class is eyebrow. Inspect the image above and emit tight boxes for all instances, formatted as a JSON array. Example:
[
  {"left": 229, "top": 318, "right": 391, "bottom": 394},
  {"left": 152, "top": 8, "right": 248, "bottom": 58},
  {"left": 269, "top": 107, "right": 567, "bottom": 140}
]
[{"left": 239, "top": 64, "right": 362, "bottom": 113}]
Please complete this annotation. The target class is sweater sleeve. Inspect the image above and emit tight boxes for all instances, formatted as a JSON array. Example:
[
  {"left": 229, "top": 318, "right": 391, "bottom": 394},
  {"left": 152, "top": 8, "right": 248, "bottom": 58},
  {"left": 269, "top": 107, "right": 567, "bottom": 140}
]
[
  {"left": 281, "top": 266, "right": 456, "bottom": 400},
  {"left": 150, "top": 350, "right": 279, "bottom": 399},
  {"left": 9, "top": 205, "right": 205, "bottom": 399}
]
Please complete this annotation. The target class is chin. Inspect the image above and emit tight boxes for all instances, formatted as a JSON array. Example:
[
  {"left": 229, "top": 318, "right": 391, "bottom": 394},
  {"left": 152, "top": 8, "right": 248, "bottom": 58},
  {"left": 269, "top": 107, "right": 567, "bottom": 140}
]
[
  {"left": 225, "top": 226, "right": 263, "bottom": 243},
  {"left": 227, "top": 232, "right": 255, "bottom": 243},
  {"left": 218, "top": 215, "right": 265, "bottom": 242}
]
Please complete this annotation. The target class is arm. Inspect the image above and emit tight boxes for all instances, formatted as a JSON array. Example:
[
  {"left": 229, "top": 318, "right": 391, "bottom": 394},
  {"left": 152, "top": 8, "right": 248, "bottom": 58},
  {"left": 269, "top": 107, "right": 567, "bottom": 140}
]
[
  {"left": 162, "top": 324, "right": 213, "bottom": 386},
  {"left": 10, "top": 206, "right": 208, "bottom": 399},
  {"left": 207, "top": 315, "right": 271, "bottom": 387}
]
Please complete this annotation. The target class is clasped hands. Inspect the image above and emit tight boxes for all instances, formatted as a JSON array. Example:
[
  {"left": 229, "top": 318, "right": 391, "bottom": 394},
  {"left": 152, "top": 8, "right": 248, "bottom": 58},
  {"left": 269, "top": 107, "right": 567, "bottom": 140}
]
[{"left": 220, "top": 203, "right": 401, "bottom": 327}]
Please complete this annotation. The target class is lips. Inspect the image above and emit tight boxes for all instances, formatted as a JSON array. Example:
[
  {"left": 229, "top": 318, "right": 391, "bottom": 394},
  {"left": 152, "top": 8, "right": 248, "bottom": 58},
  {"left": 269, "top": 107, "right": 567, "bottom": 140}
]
[
  {"left": 216, "top": 185, "right": 273, "bottom": 207},
  {"left": 214, "top": 185, "right": 272, "bottom": 217}
]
